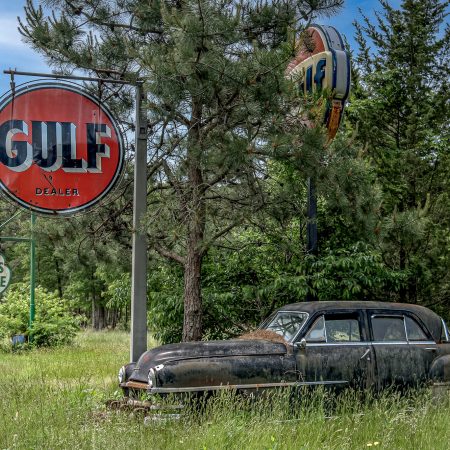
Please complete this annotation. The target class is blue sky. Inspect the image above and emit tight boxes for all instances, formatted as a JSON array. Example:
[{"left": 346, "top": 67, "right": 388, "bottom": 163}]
[{"left": 0, "top": 0, "right": 400, "bottom": 95}]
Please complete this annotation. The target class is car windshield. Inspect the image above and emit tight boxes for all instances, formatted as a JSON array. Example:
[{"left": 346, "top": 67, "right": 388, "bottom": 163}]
[{"left": 260, "top": 311, "right": 308, "bottom": 342}]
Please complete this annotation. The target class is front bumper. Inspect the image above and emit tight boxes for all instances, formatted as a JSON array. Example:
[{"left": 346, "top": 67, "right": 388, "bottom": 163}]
[
  {"left": 120, "top": 379, "right": 349, "bottom": 394},
  {"left": 120, "top": 380, "right": 149, "bottom": 390}
]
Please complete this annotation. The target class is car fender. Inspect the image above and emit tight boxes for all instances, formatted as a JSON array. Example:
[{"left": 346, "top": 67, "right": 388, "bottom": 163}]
[
  {"left": 430, "top": 354, "right": 450, "bottom": 381},
  {"left": 124, "top": 362, "right": 136, "bottom": 382}
]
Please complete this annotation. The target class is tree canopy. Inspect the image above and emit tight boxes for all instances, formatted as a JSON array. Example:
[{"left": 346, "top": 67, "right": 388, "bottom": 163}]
[{"left": 0, "top": 0, "right": 448, "bottom": 344}]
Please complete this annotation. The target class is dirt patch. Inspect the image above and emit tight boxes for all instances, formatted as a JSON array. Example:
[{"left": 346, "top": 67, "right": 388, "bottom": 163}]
[{"left": 238, "top": 329, "right": 287, "bottom": 345}]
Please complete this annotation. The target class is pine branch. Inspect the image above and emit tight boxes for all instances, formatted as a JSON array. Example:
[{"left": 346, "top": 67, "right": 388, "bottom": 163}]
[{"left": 153, "top": 243, "right": 185, "bottom": 265}]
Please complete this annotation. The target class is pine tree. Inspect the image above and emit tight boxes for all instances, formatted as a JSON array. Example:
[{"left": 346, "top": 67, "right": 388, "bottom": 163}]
[
  {"left": 352, "top": 0, "right": 450, "bottom": 306},
  {"left": 19, "top": 0, "right": 343, "bottom": 340}
]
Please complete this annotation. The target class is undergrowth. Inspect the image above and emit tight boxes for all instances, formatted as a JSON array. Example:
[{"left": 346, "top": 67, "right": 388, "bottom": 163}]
[{"left": 0, "top": 331, "right": 448, "bottom": 450}]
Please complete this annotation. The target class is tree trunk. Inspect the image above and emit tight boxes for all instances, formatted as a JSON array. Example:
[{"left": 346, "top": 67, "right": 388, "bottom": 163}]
[
  {"left": 91, "top": 270, "right": 97, "bottom": 329},
  {"left": 55, "top": 257, "right": 63, "bottom": 298},
  {"left": 183, "top": 247, "right": 203, "bottom": 341},
  {"left": 91, "top": 278, "right": 105, "bottom": 330},
  {"left": 91, "top": 295, "right": 97, "bottom": 330},
  {"left": 182, "top": 100, "right": 205, "bottom": 342},
  {"left": 98, "top": 304, "right": 105, "bottom": 330}
]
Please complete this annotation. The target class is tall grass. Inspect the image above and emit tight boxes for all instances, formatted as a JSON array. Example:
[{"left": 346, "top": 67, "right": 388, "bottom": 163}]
[{"left": 0, "top": 331, "right": 449, "bottom": 449}]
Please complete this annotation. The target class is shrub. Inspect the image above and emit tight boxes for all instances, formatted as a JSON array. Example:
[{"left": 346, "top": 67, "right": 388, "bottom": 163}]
[{"left": 0, "top": 283, "right": 80, "bottom": 349}]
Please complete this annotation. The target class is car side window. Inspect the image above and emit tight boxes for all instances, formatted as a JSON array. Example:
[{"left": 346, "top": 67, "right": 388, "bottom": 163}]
[
  {"left": 305, "top": 315, "right": 361, "bottom": 343},
  {"left": 372, "top": 316, "right": 406, "bottom": 342},
  {"left": 405, "top": 316, "right": 428, "bottom": 341},
  {"left": 326, "top": 317, "right": 361, "bottom": 342}
]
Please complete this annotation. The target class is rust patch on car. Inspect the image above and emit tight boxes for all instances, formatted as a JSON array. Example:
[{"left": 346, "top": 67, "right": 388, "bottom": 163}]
[
  {"left": 121, "top": 380, "right": 148, "bottom": 390},
  {"left": 238, "top": 330, "right": 287, "bottom": 345}
]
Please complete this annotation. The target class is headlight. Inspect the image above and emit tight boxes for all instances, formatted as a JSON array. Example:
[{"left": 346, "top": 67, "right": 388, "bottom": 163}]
[
  {"left": 148, "top": 368, "right": 156, "bottom": 388},
  {"left": 118, "top": 365, "right": 126, "bottom": 384}
]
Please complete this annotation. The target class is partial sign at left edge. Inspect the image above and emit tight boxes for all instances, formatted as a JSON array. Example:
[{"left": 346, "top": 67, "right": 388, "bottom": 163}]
[{"left": 0, "top": 253, "right": 11, "bottom": 294}]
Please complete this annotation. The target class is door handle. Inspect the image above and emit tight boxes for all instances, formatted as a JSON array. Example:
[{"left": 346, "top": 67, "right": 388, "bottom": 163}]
[
  {"left": 425, "top": 347, "right": 437, "bottom": 351},
  {"left": 360, "top": 348, "right": 371, "bottom": 360}
]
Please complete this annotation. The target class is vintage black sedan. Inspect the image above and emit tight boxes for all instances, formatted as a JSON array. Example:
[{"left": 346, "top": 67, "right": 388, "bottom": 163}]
[{"left": 118, "top": 302, "right": 450, "bottom": 398}]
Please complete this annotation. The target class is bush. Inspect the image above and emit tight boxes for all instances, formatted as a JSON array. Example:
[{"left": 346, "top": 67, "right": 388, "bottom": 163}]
[{"left": 0, "top": 283, "right": 80, "bottom": 350}]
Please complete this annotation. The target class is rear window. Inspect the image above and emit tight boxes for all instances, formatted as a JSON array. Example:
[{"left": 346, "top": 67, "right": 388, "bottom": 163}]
[
  {"left": 372, "top": 315, "right": 434, "bottom": 342},
  {"left": 372, "top": 316, "right": 407, "bottom": 342},
  {"left": 405, "top": 316, "right": 428, "bottom": 341}
]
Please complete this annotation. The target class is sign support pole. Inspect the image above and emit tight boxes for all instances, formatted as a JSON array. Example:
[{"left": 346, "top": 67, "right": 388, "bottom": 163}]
[
  {"left": 29, "top": 212, "right": 36, "bottom": 340},
  {"left": 130, "top": 81, "right": 148, "bottom": 363},
  {"left": 306, "top": 177, "right": 318, "bottom": 301}
]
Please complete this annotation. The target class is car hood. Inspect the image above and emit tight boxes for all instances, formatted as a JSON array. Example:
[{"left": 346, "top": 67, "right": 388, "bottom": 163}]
[{"left": 129, "top": 339, "right": 288, "bottom": 382}]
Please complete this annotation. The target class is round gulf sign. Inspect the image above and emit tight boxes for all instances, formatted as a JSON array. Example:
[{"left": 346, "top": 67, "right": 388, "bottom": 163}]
[
  {"left": 0, "top": 82, "right": 124, "bottom": 215},
  {"left": 286, "top": 25, "right": 351, "bottom": 140}
]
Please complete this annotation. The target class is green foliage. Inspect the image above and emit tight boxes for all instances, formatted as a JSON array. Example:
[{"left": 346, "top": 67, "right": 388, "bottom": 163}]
[
  {"left": 18, "top": 0, "right": 346, "bottom": 341},
  {"left": 309, "top": 243, "right": 406, "bottom": 300},
  {"left": 147, "top": 263, "right": 184, "bottom": 344},
  {"left": 0, "top": 283, "right": 80, "bottom": 350},
  {"left": 136, "top": 137, "right": 402, "bottom": 342},
  {"left": 316, "top": 135, "right": 381, "bottom": 248},
  {"left": 1, "top": 0, "right": 447, "bottom": 343},
  {"left": 102, "top": 272, "right": 131, "bottom": 311},
  {"left": 351, "top": 0, "right": 450, "bottom": 306}
]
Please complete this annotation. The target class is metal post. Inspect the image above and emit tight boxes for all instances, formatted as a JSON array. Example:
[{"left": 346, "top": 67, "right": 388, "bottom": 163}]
[
  {"left": 306, "top": 178, "right": 317, "bottom": 302},
  {"left": 0, "top": 210, "right": 24, "bottom": 231},
  {"left": 29, "top": 212, "right": 36, "bottom": 341},
  {"left": 130, "top": 82, "right": 148, "bottom": 362}
]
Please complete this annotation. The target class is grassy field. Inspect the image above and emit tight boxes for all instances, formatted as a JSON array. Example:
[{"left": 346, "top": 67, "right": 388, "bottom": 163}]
[{"left": 0, "top": 331, "right": 449, "bottom": 450}]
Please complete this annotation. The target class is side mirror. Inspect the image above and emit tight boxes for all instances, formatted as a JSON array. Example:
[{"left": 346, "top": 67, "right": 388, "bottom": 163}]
[{"left": 295, "top": 338, "right": 307, "bottom": 350}]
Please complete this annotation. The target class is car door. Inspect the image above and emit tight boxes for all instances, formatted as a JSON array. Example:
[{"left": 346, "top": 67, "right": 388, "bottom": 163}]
[
  {"left": 404, "top": 314, "right": 438, "bottom": 384},
  {"left": 295, "top": 312, "right": 374, "bottom": 389},
  {"left": 369, "top": 312, "right": 414, "bottom": 389}
]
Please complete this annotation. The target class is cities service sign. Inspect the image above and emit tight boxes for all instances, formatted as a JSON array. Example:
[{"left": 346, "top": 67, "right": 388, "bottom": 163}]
[
  {"left": 286, "top": 25, "right": 351, "bottom": 140},
  {"left": 0, "top": 82, "right": 124, "bottom": 215}
]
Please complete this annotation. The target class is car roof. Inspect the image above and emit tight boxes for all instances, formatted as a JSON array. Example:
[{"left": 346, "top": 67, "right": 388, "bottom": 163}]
[{"left": 278, "top": 301, "right": 444, "bottom": 343}]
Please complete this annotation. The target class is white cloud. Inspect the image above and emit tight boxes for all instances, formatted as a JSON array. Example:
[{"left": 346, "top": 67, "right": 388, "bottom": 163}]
[
  {"left": 0, "top": 14, "right": 50, "bottom": 95},
  {"left": 0, "top": 16, "right": 28, "bottom": 50}
]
